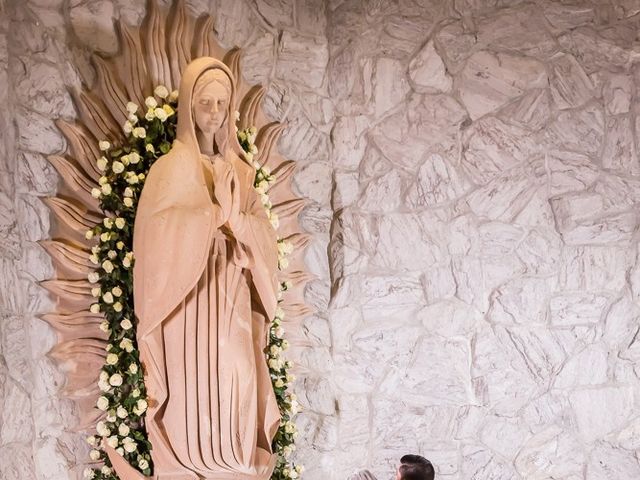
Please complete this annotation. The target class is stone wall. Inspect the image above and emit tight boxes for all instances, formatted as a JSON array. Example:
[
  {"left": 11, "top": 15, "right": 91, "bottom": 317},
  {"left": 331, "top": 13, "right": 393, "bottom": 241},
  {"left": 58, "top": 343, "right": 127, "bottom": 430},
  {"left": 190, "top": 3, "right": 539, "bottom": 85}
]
[
  {"left": 3, "top": 0, "right": 640, "bottom": 479},
  {"left": 323, "top": 1, "right": 640, "bottom": 479}
]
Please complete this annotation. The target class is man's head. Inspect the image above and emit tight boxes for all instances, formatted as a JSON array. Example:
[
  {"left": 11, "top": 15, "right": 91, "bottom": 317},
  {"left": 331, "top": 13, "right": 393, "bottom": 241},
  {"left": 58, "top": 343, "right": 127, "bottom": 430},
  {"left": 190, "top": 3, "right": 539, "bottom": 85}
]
[{"left": 395, "top": 455, "right": 435, "bottom": 480}]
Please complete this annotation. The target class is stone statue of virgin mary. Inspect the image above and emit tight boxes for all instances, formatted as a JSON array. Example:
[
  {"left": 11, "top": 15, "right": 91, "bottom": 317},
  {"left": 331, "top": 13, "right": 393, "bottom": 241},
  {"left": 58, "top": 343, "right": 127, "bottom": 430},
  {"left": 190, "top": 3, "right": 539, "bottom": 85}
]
[{"left": 106, "top": 57, "right": 281, "bottom": 480}]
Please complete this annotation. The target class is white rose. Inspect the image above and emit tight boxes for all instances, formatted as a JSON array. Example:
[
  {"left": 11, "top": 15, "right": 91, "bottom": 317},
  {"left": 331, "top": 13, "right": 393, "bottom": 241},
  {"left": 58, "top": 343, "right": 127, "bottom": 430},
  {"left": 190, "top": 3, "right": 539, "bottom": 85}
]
[
  {"left": 102, "top": 292, "right": 114, "bottom": 304},
  {"left": 169, "top": 89, "right": 179, "bottom": 102},
  {"left": 120, "top": 318, "right": 133, "bottom": 330},
  {"left": 126, "top": 102, "right": 138, "bottom": 114},
  {"left": 96, "top": 421, "right": 110, "bottom": 437},
  {"left": 123, "top": 121, "right": 133, "bottom": 134},
  {"left": 98, "top": 379, "right": 110, "bottom": 392},
  {"left": 112, "top": 286, "right": 122, "bottom": 297},
  {"left": 85, "top": 229, "right": 94, "bottom": 240},
  {"left": 88, "top": 272, "right": 100, "bottom": 283},
  {"left": 89, "top": 449, "right": 101, "bottom": 461},
  {"left": 107, "top": 435, "right": 119, "bottom": 448},
  {"left": 129, "top": 152, "right": 140, "bottom": 164},
  {"left": 154, "top": 107, "right": 168, "bottom": 122},
  {"left": 107, "top": 250, "right": 117, "bottom": 260},
  {"left": 99, "top": 232, "right": 110, "bottom": 243},
  {"left": 96, "top": 157, "right": 108, "bottom": 171},
  {"left": 145, "top": 96, "right": 158, "bottom": 108},
  {"left": 113, "top": 302, "right": 123, "bottom": 312},
  {"left": 145, "top": 109, "right": 155, "bottom": 121},
  {"left": 274, "top": 378, "right": 284, "bottom": 388},
  {"left": 103, "top": 218, "right": 113, "bottom": 229},
  {"left": 133, "top": 399, "right": 148, "bottom": 415},
  {"left": 99, "top": 141, "right": 110, "bottom": 151},
  {"left": 116, "top": 406, "right": 128, "bottom": 419},
  {"left": 86, "top": 435, "right": 97, "bottom": 446},
  {"left": 116, "top": 241, "right": 124, "bottom": 250},
  {"left": 122, "top": 437, "right": 137, "bottom": 453},
  {"left": 90, "top": 303, "right": 101, "bottom": 314},
  {"left": 120, "top": 338, "right": 134, "bottom": 353},
  {"left": 131, "top": 388, "right": 140, "bottom": 398},
  {"left": 83, "top": 468, "right": 95, "bottom": 479},
  {"left": 96, "top": 396, "right": 109, "bottom": 410},
  {"left": 116, "top": 447, "right": 124, "bottom": 456},
  {"left": 91, "top": 287, "right": 101, "bottom": 298},
  {"left": 102, "top": 260, "right": 114, "bottom": 273},
  {"left": 112, "top": 161, "right": 124, "bottom": 174},
  {"left": 127, "top": 173, "right": 139, "bottom": 184},
  {"left": 109, "top": 374, "right": 123, "bottom": 387},
  {"left": 122, "top": 255, "right": 131, "bottom": 268},
  {"left": 101, "top": 183, "right": 112, "bottom": 195},
  {"left": 115, "top": 218, "right": 126, "bottom": 229},
  {"left": 129, "top": 363, "right": 138, "bottom": 374},
  {"left": 99, "top": 321, "right": 110, "bottom": 333},
  {"left": 162, "top": 104, "right": 175, "bottom": 117},
  {"left": 118, "top": 423, "right": 130, "bottom": 436},
  {"left": 154, "top": 85, "right": 169, "bottom": 98},
  {"left": 123, "top": 197, "right": 133, "bottom": 208},
  {"left": 101, "top": 466, "right": 112, "bottom": 475},
  {"left": 133, "top": 127, "right": 146, "bottom": 138},
  {"left": 257, "top": 179, "right": 269, "bottom": 193},
  {"left": 139, "top": 459, "right": 149, "bottom": 470},
  {"left": 146, "top": 144, "right": 155, "bottom": 153},
  {"left": 105, "top": 353, "right": 118, "bottom": 365}
]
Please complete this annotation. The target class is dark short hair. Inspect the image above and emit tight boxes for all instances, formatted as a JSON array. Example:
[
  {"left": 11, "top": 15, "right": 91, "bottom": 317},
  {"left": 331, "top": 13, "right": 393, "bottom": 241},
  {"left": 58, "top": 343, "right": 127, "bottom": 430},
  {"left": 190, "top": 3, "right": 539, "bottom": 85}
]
[{"left": 399, "top": 455, "right": 435, "bottom": 480}]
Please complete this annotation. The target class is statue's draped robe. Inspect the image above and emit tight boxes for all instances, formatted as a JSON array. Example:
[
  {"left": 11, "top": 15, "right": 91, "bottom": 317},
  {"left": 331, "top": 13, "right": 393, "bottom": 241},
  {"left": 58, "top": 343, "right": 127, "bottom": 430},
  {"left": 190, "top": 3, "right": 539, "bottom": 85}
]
[{"left": 111, "top": 58, "right": 281, "bottom": 480}]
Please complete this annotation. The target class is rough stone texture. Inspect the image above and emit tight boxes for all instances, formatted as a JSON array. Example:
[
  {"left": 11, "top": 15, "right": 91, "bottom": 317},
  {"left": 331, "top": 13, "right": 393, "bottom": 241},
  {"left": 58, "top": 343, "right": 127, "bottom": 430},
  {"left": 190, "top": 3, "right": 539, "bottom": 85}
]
[
  {"left": 324, "top": 1, "right": 640, "bottom": 479},
  {"left": 3, "top": 1, "right": 640, "bottom": 480}
]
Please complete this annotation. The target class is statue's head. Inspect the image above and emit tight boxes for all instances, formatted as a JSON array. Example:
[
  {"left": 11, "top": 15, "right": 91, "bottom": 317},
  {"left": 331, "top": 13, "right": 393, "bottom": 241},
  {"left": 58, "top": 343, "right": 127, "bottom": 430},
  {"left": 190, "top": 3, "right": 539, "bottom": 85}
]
[
  {"left": 176, "top": 57, "right": 242, "bottom": 156},
  {"left": 192, "top": 69, "right": 231, "bottom": 142}
]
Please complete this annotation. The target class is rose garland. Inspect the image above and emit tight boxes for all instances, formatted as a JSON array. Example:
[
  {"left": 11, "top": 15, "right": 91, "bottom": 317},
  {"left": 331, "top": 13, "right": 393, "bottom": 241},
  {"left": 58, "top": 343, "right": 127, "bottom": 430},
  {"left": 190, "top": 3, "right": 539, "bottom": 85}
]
[{"left": 82, "top": 86, "right": 302, "bottom": 480}]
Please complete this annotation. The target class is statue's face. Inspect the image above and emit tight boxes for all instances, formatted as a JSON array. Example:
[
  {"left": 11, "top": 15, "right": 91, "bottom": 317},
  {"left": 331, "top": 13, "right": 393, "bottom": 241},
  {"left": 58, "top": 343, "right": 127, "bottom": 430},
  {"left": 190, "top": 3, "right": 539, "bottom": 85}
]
[{"left": 192, "top": 80, "right": 229, "bottom": 137}]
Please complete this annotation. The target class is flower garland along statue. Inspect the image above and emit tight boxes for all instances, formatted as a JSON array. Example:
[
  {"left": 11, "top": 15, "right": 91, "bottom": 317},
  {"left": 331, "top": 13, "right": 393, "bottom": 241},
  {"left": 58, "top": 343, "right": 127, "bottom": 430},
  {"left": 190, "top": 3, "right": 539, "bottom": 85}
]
[{"left": 40, "top": 2, "right": 311, "bottom": 479}]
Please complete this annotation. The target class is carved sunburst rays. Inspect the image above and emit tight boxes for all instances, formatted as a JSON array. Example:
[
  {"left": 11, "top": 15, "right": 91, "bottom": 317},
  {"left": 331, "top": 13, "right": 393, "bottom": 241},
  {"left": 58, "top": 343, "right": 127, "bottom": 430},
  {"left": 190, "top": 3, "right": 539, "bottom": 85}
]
[{"left": 43, "top": 0, "right": 311, "bottom": 435}]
